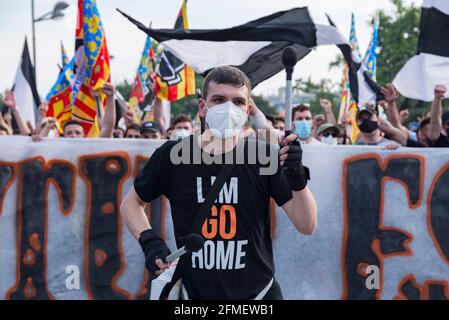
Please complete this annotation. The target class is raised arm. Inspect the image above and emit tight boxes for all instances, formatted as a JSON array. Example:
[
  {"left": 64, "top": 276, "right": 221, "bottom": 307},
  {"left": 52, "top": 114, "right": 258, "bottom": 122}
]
[
  {"left": 0, "top": 112, "right": 12, "bottom": 135},
  {"left": 3, "top": 90, "right": 31, "bottom": 136},
  {"left": 320, "top": 98, "right": 337, "bottom": 125},
  {"left": 381, "top": 83, "right": 409, "bottom": 136},
  {"left": 429, "top": 85, "right": 446, "bottom": 141},
  {"left": 100, "top": 83, "right": 116, "bottom": 138}
]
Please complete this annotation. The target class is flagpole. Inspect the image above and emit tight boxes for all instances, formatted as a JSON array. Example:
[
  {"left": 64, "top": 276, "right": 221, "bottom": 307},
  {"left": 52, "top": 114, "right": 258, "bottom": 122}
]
[
  {"left": 282, "top": 47, "right": 298, "bottom": 133},
  {"left": 31, "top": 0, "right": 37, "bottom": 80}
]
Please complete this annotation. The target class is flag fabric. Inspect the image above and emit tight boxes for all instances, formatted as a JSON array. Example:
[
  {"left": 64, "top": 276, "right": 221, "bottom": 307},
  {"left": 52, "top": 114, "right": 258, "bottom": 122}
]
[
  {"left": 128, "top": 34, "right": 153, "bottom": 122},
  {"left": 12, "top": 38, "right": 41, "bottom": 126},
  {"left": 393, "top": 0, "right": 449, "bottom": 101},
  {"left": 153, "top": 0, "right": 196, "bottom": 101},
  {"left": 119, "top": 7, "right": 380, "bottom": 107},
  {"left": 338, "top": 14, "right": 362, "bottom": 142},
  {"left": 363, "top": 19, "right": 379, "bottom": 81},
  {"left": 72, "top": 0, "right": 111, "bottom": 137},
  {"left": 46, "top": 57, "right": 74, "bottom": 131},
  {"left": 61, "top": 41, "right": 70, "bottom": 68}
]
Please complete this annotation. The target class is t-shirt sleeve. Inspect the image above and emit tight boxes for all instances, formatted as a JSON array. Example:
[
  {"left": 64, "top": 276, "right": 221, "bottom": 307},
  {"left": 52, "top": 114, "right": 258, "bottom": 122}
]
[
  {"left": 406, "top": 138, "right": 424, "bottom": 148},
  {"left": 134, "top": 141, "right": 174, "bottom": 202},
  {"left": 268, "top": 162, "right": 293, "bottom": 207}
]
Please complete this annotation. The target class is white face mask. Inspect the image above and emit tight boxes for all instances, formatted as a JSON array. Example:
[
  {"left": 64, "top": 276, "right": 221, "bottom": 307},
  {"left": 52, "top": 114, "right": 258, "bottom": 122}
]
[
  {"left": 205, "top": 101, "right": 248, "bottom": 139},
  {"left": 321, "top": 136, "right": 338, "bottom": 146}
]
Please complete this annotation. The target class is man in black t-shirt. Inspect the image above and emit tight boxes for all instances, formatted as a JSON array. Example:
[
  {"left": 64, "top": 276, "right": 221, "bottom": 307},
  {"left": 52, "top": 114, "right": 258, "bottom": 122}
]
[{"left": 121, "top": 66, "right": 317, "bottom": 300}]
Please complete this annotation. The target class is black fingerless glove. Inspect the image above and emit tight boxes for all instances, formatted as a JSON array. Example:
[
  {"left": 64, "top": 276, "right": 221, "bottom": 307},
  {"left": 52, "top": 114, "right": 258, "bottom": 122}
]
[
  {"left": 138, "top": 229, "right": 171, "bottom": 275},
  {"left": 282, "top": 138, "right": 310, "bottom": 191}
]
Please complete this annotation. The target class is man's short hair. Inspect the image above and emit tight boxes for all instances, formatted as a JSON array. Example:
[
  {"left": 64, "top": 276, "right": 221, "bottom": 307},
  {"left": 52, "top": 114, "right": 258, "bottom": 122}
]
[
  {"left": 291, "top": 104, "right": 311, "bottom": 120},
  {"left": 125, "top": 123, "right": 141, "bottom": 135},
  {"left": 202, "top": 66, "right": 252, "bottom": 99},
  {"left": 419, "top": 117, "right": 431, "bottom": 130},
  {"left": 63, "top": 119, "right": 83, "bottom": 131},
  {"left": 265, "top": 114, "right": 276, "bottom": 124},
  {"left": 172, "top": 114, "right": 192, "bottom": 127},
  {"left": 275, "top": 116, "right": 285, "bottom": 123}
]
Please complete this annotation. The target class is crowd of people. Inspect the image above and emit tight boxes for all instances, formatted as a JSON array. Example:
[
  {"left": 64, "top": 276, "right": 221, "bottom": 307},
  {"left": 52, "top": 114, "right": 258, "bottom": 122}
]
[{"left": 1, "top": 80, "right": 448, "bottom": 149}]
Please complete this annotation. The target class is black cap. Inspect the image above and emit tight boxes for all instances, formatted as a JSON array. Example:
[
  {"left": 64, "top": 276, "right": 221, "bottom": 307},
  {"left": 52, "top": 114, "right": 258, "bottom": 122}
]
[
  {"left": 357, "top": 105, "right": 378, "bottom": 120},
  {"left": 140, "top": 121, "right": 161, "bottom": 134}
]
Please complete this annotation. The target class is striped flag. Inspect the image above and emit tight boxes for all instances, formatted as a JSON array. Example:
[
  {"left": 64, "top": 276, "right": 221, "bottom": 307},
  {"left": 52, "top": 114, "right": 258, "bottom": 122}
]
[
  {"left": 363, "top": 19, "right": 379, "bottom": 81},
  {"left": 46, "top": 57, "right": 74, "bottom": 132},
  {"left": 72, "top": 0, "right": 111, "bottom": 137},
  {"left": 394, "top": 0, "right": 449, "bottom": 101},
  {"left": 12, "top": 38, "right": 41, "bottom": 126},
  {"left": 61, "top": 41, "right": 70, "bottom": 68},
  {"left": 155, "top": 0, "right": 196, "bottom": 101},
  {"left": 129, "top": 33, "right": 153, "bottom": 123},
  {"left": 338, "top": 13, "right": 362, "bottom": 143}
]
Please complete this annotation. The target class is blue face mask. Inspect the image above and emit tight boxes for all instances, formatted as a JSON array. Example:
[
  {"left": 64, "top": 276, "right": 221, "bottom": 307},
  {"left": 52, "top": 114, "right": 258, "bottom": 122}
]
[{"left": 294, "top": 120, "right": 313, "bottom": 139}]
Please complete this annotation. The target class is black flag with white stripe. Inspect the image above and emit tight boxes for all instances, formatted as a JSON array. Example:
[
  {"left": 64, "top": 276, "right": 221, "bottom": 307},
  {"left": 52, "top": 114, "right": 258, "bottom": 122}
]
[
  {"left": 12, "top": 38, "right": 41, "bottom": 125},
  {"left": 393, "top": 0, "right": 449, "bottom": 101},
  {"left": 119, "top": 7, "right": 371, "bottom": 103}
]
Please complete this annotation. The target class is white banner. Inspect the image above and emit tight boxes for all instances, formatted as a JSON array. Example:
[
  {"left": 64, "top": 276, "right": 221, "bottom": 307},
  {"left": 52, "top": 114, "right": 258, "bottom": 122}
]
[{"left": 0, "top": 136, "right": 449, "bottom": 300}]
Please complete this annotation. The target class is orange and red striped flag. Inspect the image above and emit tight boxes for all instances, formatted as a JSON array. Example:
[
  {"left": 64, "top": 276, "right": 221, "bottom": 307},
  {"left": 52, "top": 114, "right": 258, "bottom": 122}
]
[{"left": 72, "top": 0, "right": 110, "bottom": 137}]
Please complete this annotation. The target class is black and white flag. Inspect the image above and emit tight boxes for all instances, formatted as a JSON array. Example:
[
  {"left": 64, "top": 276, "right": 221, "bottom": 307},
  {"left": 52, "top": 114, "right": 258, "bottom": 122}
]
[
  {"left": 120, "top": 7, "right": 374, "bottom": 103},
  {"left": 393, "top": 0, "right": 449, "bottom": 101},
  {"left": 12, "top": 38, "right": 41, "bottom": 125}
]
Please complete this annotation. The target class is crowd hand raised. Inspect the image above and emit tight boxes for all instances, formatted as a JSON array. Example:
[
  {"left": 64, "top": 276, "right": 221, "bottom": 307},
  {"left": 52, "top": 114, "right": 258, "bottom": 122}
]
[
  {"left": 124, "top": 109, "right": 135, "bottom": 126},
  {"left": 3, "top": 90, "right": 17, "bottom": 110},
  {"left": 101, "top": 82, "right": 116, "bottom": 98},
  {"left": 319, "top": 98, "right": 332, "bottom": 112},
  {"left": 38, "top": 102, "right": 49, "bottom": 117},
  {"left": 434, "top": 85, "right": 447, "bottom": 99},
  {"left": 381, "top": 83, "right": 399, "bottom": 104}
]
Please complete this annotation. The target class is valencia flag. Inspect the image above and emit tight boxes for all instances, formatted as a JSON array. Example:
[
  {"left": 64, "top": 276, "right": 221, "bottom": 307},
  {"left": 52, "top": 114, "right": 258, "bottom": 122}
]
[
  {"left": 155, "top": 0, "right": 195, "bottom": 102},
  {"left": 72, "top": 0, "right": 111, "bottom": 137}
]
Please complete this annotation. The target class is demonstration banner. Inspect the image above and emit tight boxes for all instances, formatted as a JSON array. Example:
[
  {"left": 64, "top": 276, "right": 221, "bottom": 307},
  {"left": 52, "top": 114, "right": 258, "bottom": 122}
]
[{"left": 0, "top": 137, "right": 448, "bottom": 300}]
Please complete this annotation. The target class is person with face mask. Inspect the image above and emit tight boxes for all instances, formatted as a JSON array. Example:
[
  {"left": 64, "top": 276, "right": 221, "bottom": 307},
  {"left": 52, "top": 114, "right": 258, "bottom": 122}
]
[
  {"left": 355, "top": 105, "right": 401, "bottom": 147},
  {"left": 291, "top": 104, "right": 324, "bottom": 145},
  {"left": 121, "top": 66, "right": 317, "bottom": 300},
  {"left": 316, "top": 123, "right": 340, "bottom": 146}
]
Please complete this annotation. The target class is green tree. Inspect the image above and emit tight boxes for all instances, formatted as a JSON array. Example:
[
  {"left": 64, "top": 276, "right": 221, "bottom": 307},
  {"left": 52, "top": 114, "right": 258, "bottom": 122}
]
[
  {"left": 116, "top": 80, "right": 132, "bottom": 101},
  {"left": 293, "top": 77, "right": 340, "bottom": 116},
  {"left": 376, "top": 0, "right": 421, "bottom": 84}
]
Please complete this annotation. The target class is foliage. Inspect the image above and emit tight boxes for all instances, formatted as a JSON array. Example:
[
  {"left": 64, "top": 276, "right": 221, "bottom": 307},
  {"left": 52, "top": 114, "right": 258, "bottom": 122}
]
[{"left": 293, "top": 77, "right": 340, "bottom": 116}]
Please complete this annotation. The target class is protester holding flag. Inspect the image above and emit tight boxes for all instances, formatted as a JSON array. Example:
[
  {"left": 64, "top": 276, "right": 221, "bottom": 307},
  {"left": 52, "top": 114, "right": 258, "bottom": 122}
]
[{"left": 121, "top": 66, "right": 317, "bottom": 300}]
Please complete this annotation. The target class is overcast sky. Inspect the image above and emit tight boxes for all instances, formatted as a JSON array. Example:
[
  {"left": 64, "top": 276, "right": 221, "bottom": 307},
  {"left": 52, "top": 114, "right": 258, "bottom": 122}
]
[{"left": 0, "top": 0, "right": 420, "bottom": 97}]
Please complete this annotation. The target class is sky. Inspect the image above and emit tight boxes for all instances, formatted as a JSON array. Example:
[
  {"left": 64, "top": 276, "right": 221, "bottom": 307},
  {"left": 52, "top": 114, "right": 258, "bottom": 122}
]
[{"left": 0, "top": 0, "right": 420, "bottom": 98}]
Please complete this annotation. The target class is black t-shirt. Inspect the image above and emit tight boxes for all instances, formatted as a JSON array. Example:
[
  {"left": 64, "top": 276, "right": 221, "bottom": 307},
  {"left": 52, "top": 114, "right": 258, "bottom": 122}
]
[
  {"left": 406, "top": 138, "right": 425, "bottom": 148},
  {"left": 431, "top": 134, "right": 449, "bottom": 148},
  {"left": 134, "top": 135, "right": 292, "bottom": 299}
]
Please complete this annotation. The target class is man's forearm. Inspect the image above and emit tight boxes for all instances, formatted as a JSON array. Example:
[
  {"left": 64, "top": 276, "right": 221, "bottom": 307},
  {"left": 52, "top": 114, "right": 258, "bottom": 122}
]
[
  {"left": 429, "top": 97, "right": 443, "bottom": 141},
  {"left": 120, "top": 187, "right": 151, "bottom": 239},
  {"left": 283, "top": 186, "right": 317, "bottom": 235},
  {"left": 324, "top": 109, "right": 337, "bottom": 125},
  {"left": 12, "top": 109, "right": 31, "bottom": 136},
  {"left": 100, "top": 96, "right": 116, "bottom": 138},
  {"left": 386, "top": 101, "right": 409, "bottom": 136}
]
